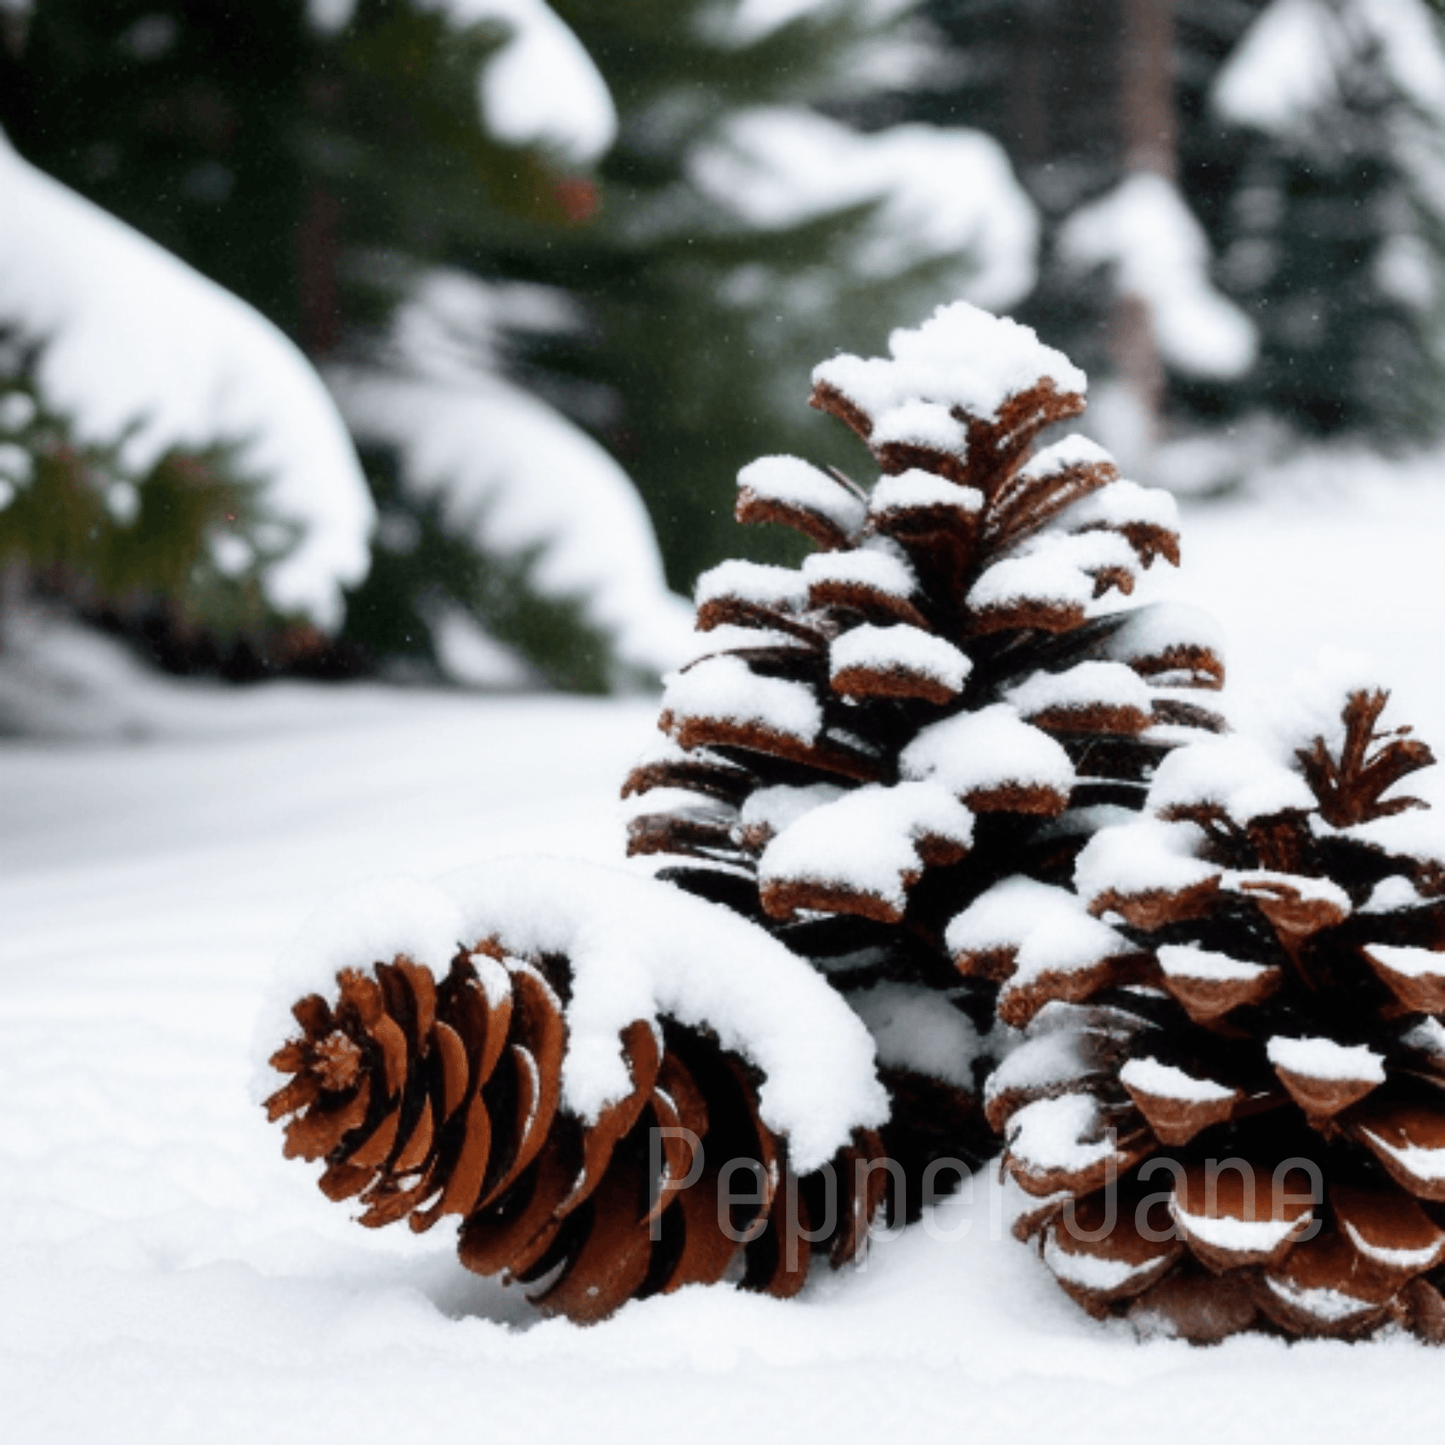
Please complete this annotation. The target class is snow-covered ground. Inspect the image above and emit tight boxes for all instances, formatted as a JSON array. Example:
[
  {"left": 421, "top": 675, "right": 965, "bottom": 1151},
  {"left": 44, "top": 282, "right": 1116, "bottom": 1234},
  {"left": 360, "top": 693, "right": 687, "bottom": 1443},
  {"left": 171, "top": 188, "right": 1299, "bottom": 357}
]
[{"left": 4, "top": 473, "right": 1445, "bottom": 1444}]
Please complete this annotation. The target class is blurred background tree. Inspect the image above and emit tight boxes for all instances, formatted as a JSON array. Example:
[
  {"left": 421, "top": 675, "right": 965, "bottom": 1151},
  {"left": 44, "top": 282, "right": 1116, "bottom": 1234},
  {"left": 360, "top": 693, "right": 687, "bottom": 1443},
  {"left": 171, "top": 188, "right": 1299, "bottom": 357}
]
[
  {"left": 1, "top": 0, "right": 1032, "bottom": 690},
  {"left": 859, "top": 0, "right": 1445, "bottom": 478},
  {"left": 3, "top": 0, "right": 1443, "bottom": 698}
]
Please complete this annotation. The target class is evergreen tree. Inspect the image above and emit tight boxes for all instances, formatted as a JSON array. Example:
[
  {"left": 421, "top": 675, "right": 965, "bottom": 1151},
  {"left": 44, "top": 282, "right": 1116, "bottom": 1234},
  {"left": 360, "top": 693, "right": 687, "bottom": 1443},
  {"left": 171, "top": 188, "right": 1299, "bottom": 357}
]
[
  {"left": 1199, "top": 0, "right": 1445, "bottom": 440},
  {"left": 4, "top": 0, "right": 1015, "bottom": 679},
  {"left": 0, "top": 0, "right": 573, "bottom": 354},
  {"left": 869, "top": 0, "right": 1445, "bottom": 448},
  {"left": 0, "top": 331, "right": 321, "bottom": 674},
  {"left": 484, "top": 0, "right": 1022, "bottom": 593}
]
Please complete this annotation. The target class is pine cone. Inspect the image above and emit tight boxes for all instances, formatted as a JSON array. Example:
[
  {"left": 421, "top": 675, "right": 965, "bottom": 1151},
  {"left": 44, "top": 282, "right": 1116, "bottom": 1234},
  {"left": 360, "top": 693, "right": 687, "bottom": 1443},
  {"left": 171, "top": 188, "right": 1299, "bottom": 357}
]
[
  {"left": 623, "top": 302, "right": 1224, "bottom": 1181},
  {"left": 265, "top": 940, "right": 885, "bottom": 1324},
  {"left": 975, "top": 686, "right": 1445, "bottom": 1342}
]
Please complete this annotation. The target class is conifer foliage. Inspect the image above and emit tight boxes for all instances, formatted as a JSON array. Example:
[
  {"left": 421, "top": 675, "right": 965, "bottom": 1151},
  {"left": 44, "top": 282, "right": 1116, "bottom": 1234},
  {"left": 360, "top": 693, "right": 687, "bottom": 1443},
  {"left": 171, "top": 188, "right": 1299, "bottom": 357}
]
[
  {"left": 624, "top": 303, "right": 1225, "bottom": 1165},
  {"left": 981, "top": 683, "right": 1445, "bottom": 1342}
]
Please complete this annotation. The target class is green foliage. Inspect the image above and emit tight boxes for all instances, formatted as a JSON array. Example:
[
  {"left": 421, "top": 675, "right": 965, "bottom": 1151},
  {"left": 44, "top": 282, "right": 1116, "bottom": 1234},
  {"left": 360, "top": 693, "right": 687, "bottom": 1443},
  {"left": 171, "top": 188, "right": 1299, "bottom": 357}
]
[{"left": 0, "top": 336, "right": 285, "bottom": 641}]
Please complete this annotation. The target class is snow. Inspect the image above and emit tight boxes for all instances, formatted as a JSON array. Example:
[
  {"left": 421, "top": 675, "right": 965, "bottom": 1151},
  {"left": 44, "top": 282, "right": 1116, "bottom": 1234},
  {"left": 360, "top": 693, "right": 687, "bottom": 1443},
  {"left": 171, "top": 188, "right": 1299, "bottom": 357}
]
[
  {"left": 1020, "top": 434, "right": 1116, "bottom": 481},
  {"left": 813, "top": 301, "right": 1085, "bottom": 429},
  {"left": 1213, "top": 0, "right": 1445, "bottom": 133},
  {"left": 1402, "top": 1018, "right": 1445, "bottom": 1061},
  {"left": 869, "top": 398, "right": 969, "bottom": 453},
  {"left": 1147, "top": 734, "right": 1316, "bottom": 824},
  {"left": 738, "top": 783, "right": 844, "bottom": 839},
  {"left": 1267, "top": 1037, "right": 1387, "bottom": 1083},
  {"left": 1261, "top": 1277, "right": 1380, "bottom": 1326},
  {"left": 1340, "top": 1221, "right": 1445, "bottom": 1274},
  {"left": 1344, "top": 809, "right": 1445, "bottom": 872},
  {"left": 945, "top": 876, "right": 1070, "bottom": 957},
  {"left": 1005, "top": 661, "right": 1154, "bottom": 722},
  {"left": 737, "top": 455, "right": 867, "bottom": 536},
  {"left": 1104, "top": 603, "right": 1225, "bottom": 676},
  {"left": 1224, "top": 869, "right": 1352, "bottom": 917},
  {"left": 1074, "top": 820, "right": 1221, "bottom": 908},
  {"left": 328, "top": 271, "right": 692, "bottom": 680},
  {"left": 1355, "top": 1124, "right": 1445, "bottom": 1185},
  {"left": 830, "top": 623, "right": 972, "bottom": 693},
  {"left": 1362, "top": 877, "right": 1429, "bottom": 913},
  {"left": 1058, "top": 172, "right": 1258, "bottom": 381},
  {"left": 1120, "top": 1058, "right": 1236, "bottom": 1105},
  {"left": 1365, "top": 944, "right": 1445, "bottom": 979},
  {"left": 695, "top": 559, "right": 809, "bottom": 616},
  {"left": 846, "top": 982, "right": 980, "bottom": 1089},
  {"left": 6, "top": 621, "right": 1445, "bottom": 1440},
  {"left": 306, "top": 0, "right": 615, "bottom": 163},
  {"left": 869, "top": 470, "right": 984, "bottom": 520},
  {"left": 1211, "top": 0, "right": 1343, "bottom": 132},
  {"left": 307, "top": 857, "right": 885, "bottom": 1167},
  {"left": 900, "top": 704, "right": 1075, "bottom": 800},
  {"left": 693, "top": 110, "right": 1036, "bottom": 306},
  {"left": 662, "top": 654, "right": 822, "bottom": 745},
  {"left": 984, "top": 1018, "right": 1095, "bottom": 1109},
  {"left": 684, "top": 624, "right": 801, "bottom": 664},
  {"left": 11, "top": 381, "right": 1445, "bottom": 1437},
  {"left": 802, "top": 541, "right": 918, "bottom": 601},
  {"left": 967, "top": 545, "right": 1099, "bottom": 616},
  {"left": 1062, "top": 478, "right": 1180, "bottom": 534},
  {"left": 1042, "top": 1232, "right": 1161, "bottom": 1293},
  {"left": 1171, "top": 1202, "right": 1311, "bottom": 1254},
  {"left": 1156, "top": 945, "right": 1270, "bottom": 984},
  {"left": 759, "top": 781, "right": 975, "bottom": 914},
  {"left": 1006, "top": 1093, "right": 1118, "bottom": 1178},
  {"left": 945, "top": 878, "right": 1135, "bottom": 1008},
  {"left": 0, "top": 130, "right": 372, "bottom": 629}
]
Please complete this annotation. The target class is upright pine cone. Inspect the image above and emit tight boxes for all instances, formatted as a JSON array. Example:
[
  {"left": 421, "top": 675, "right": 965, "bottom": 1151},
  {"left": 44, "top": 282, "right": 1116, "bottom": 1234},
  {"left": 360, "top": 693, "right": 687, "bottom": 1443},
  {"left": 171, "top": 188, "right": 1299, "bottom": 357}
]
[
  {"left": 623, "top": 302, "right": 1224, "bottom": 1199},
  {"left": 263, "top": 865, "right": 887, "bottom": 1324},
  {"left": 973, "top": 684, "right": 1445, "bottom": 1342}
]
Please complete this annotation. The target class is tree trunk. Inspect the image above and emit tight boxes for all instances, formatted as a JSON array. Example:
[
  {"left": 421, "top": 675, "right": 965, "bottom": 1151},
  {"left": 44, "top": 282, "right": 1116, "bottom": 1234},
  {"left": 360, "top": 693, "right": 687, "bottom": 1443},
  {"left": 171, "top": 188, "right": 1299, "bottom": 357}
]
[{"left": 1113, "top": 0, "right": 1177, "bottom": 457}]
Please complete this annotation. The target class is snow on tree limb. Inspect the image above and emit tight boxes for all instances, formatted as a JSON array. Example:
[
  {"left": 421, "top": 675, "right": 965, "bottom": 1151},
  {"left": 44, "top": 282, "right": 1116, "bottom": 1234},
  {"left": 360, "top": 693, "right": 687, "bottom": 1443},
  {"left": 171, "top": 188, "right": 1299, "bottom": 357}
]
[{"left": 0, "top": 129, "right": 372, "bottom": 629}]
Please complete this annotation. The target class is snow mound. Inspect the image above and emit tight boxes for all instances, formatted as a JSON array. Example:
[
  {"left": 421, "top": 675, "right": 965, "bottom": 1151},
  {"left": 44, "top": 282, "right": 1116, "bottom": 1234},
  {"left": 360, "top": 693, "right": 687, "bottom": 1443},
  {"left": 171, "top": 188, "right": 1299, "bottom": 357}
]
[
  {"left": 262, "top": 856, "right": 887, "bottom": 1171},
  {"left": 1213, "top": 0, "right": 1445, "bottom": 133},
  {"left": 328, "top": 273, "right": 694, "bottom": 680},
  {"left": 694, "top": 109, "right": 1037, "bottom": 307},
  {"left": 1059, "top": 171, "right": 1257, "bottom": 381},
  {"left": 307, "top": 0, "right": 616, "bottom": 163},
  {"left": 0, "top": 130, "right": 372, "bottom": 629}
]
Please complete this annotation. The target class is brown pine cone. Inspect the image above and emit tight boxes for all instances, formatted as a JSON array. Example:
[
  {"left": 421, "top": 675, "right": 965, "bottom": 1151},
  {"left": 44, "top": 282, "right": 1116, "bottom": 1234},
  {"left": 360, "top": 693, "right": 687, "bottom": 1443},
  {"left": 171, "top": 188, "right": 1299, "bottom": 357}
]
[
  {"left": 969, "top": 685, "right": 1445, "bottom": 1342},
  {"left": 265, "top": 941, "right": 886, "bottom": 1324},
  {"left": 622, "top": 302, "right": 1224, "bottom": 1200},
  {"left": 626, "top": 302, "right": 1222, "bottom": 987}
]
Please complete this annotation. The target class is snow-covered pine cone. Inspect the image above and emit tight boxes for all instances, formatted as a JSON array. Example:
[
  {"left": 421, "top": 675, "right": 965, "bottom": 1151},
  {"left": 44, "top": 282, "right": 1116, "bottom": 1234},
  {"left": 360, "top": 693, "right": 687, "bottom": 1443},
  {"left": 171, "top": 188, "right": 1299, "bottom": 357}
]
[
  {"left": 263, "top": 862, "right": 889, "bottom": 1324},
  {"left": 970, "top": 685, "right": 1445, "bottom": 1343},
  {"left": 622, "top": 302, "right": 1224, "bottom": 1200}
]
